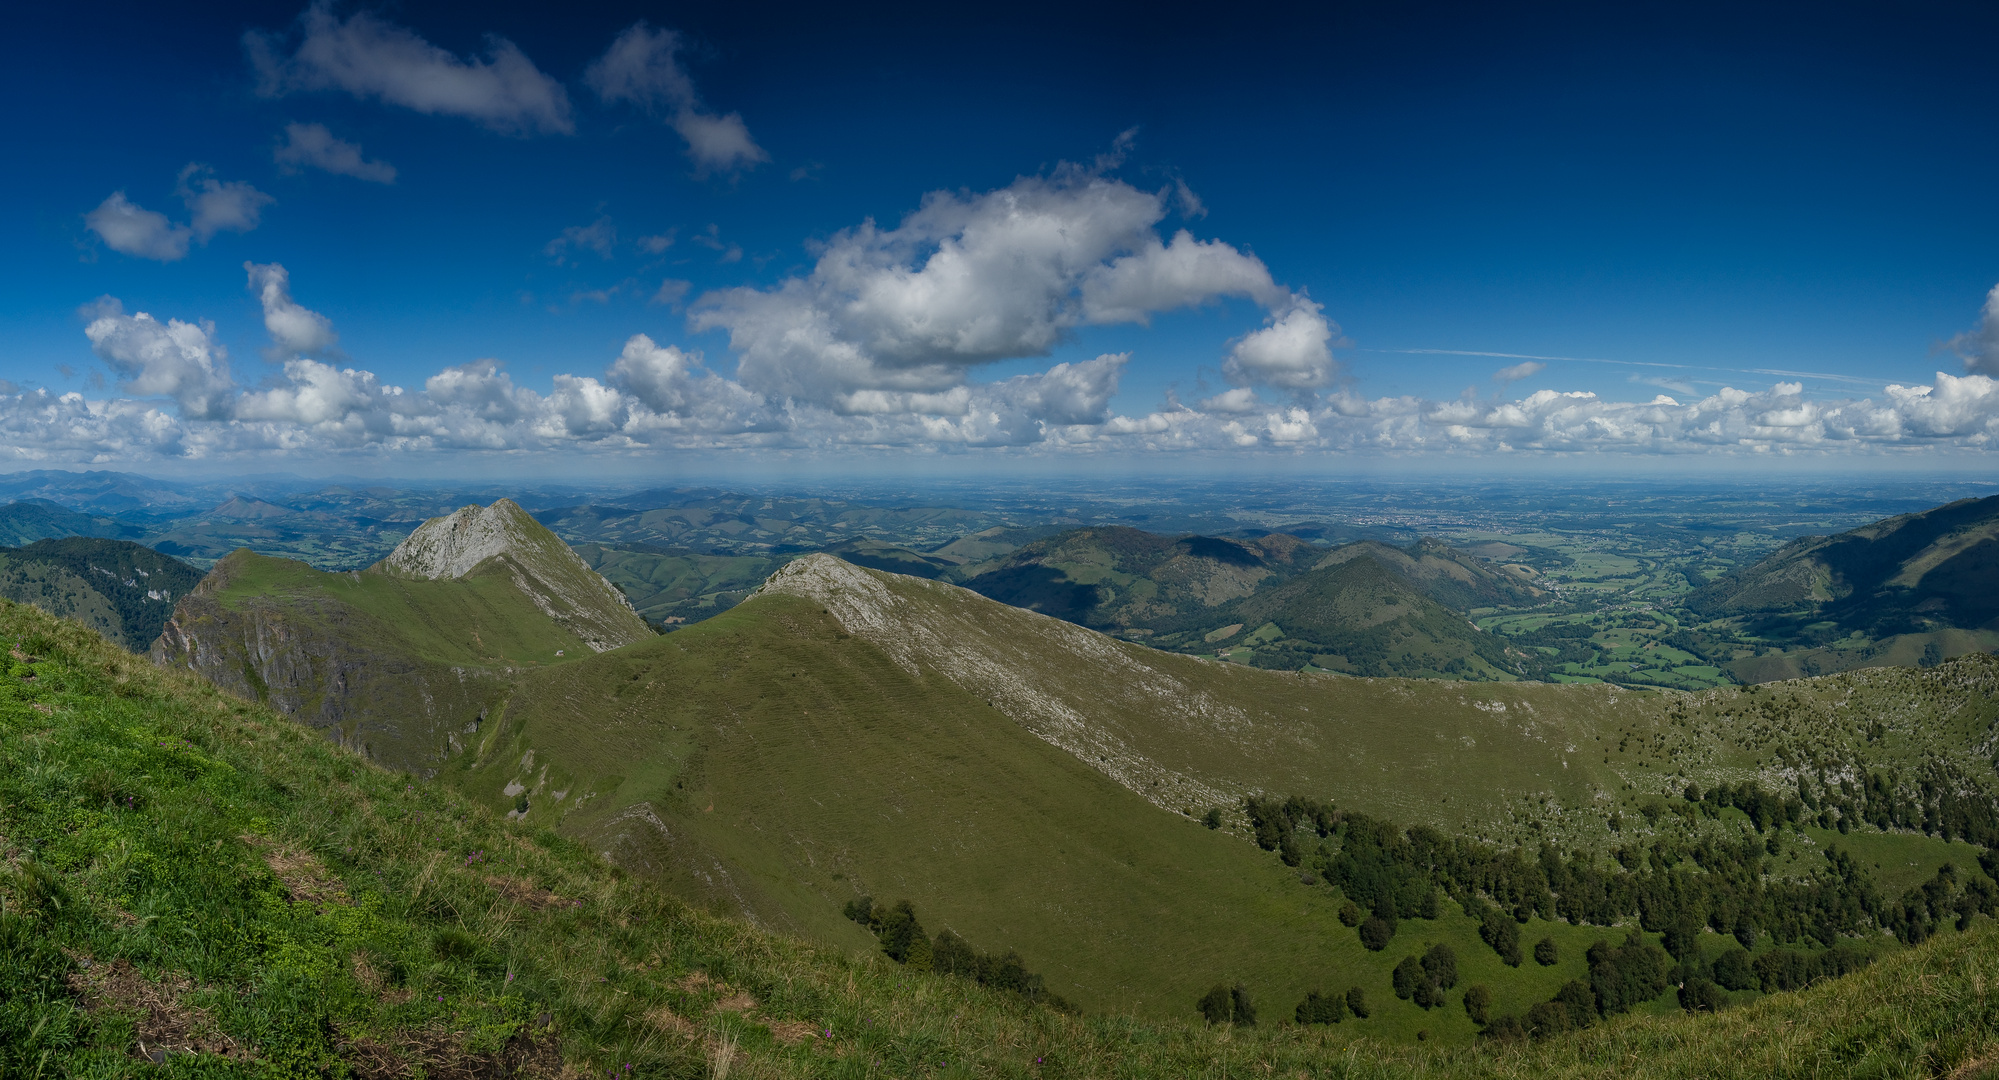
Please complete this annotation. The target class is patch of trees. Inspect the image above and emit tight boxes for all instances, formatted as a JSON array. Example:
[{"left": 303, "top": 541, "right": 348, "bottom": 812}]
[
  {"left": 1882, "top": 862, "right": 1999, "bottom": 944},
  {"left": 1294, "top": 985, "right": 1368, "bottom": 1025},
  {"left": 841, "top": 897, "right": 1074, "bottom": 1012},
  {"left": 1237, "top": 792, "right": 1999, "bottom": 1025},
  {"left": 1197, "top": 983, "right": 1255, "bottom": 1025},
  {"left": 1391, "top": 944, "right": 1457, "bottom": 1008},
  {"left": 1483, "top": 931, "right": 1671, "bottom": 1040}
]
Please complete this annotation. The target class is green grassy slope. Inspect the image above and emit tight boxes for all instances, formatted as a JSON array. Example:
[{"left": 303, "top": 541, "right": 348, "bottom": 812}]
[
  {"left": 456, "top": 590, "right": 1588, "bottom": 1032},
  {"left": 9, "top": 598, "right": 1999, "bottom": 1078},
  {"left": 151, "top": 501, "right": 654, "bottom": 775}
]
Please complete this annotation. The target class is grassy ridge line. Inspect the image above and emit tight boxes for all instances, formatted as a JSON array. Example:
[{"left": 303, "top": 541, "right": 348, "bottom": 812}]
[{"left": 5, "top": 598, "right": 1997, "bottom": 1077}]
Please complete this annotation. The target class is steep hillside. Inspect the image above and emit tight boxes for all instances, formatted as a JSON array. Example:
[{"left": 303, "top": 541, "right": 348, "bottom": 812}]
[
  {"left": 152, "top": 500, "right": 650, "bottom": 772},
  {"left": 11, "top": 596, "right": 1999, "bottom": 1077},
  {"left": 1686, "top": 494, "right": 1999, "bottom": 630},
  {"left": 0, "top": 537, "right": 201, "bottom": 650},
  {"left": 382, "top": 499, "right": 651, "bottom": 652},
  {"left": 1680, "top": 494, "right": 1999, "bottom": 679}
]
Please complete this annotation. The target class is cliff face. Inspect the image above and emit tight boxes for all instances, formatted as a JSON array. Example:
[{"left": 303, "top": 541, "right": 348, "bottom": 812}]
[{"left": 152, "top": 551, "right": 511, "bottom": 774}]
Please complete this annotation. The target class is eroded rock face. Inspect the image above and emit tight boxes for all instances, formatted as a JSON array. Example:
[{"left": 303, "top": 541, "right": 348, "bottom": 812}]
[
  {"left": 384, "top": 499, "right": 547, "bottom": 580},
  {"left": 381, "top": 499, "right": 651, "bottom": 653}
]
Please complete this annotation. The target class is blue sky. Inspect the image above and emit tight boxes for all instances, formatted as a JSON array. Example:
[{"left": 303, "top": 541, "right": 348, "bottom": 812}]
[{"left": 5, "top": 1, "right": 1999, "bottom": 473}]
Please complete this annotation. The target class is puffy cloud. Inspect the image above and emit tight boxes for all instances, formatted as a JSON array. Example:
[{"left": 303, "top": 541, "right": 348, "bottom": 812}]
[
  {"left": 1081, "top": 230, "right": 1287, "bottom": 323},
  {"left": 246, "top": 262, "right": 338, "bottom": 357},
  {"left": 1494, "top": 360, "right": 1546, "bottom": 382},
  {"left": 606, "top": 334, "right": 773, "bottom": 433},
  {"left": 1947, "top": 283, "right": 1999, "bottom": 377},
  {"left": 274, "top": 122, "right": 396, "bottom": 183},
  {"left": 1198, "top": 387, "right": 1263, "bottom": 414},
  {"left": 1264, "top": 408, "right": 1319, "bottom": 443},
  {"left": 235, "top": 359, "right": 393, "bottom": 437},
  {"left": 248, "top": 3, "right": 572, "bottom": 135},
  {"left": 694, "top": 169, "right": 1305, "bottom": 408},
  {"left": 178, "top": 166, "right": 275, "bottom": 241},
  {"left": 81, "top": 300, "right": 237, "bottom": 420},
  {"left": 84, "top": 167, "right": 271, "bottom": 261},
  {"left": 84, "top": 193, "right": 190, "bottom": 261},
  {"left": 585, "top": 23, "right": 768, "bottom": 175},
  {"left": 1222, "top": 298, "right": 1340, "bottom": 391}
]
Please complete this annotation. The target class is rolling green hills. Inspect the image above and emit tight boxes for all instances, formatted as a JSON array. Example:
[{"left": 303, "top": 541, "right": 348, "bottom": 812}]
[
  {"left": 0, "top": 497, "right": 144, "bottom": 546},
  {"left": 6, "top": 596, "right": 1999, "bottom": 1077},
  {"left": 958, "top": 526, "right": 1542, "bottom": 677},
  {"left": 421, "top": 554, "right": 1999, "bottom": 1036}
]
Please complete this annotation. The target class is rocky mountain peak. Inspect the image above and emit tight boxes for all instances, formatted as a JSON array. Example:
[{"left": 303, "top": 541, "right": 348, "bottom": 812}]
[
  {"left": 378, "top": 499, "right": 652, "bottom": 652},
  {"left": 382, "top": 498, "right": 551, "bottom": 580}
]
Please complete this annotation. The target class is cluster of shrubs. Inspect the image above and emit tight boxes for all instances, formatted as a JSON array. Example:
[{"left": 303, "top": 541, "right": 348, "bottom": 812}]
[
  {"left": 1294, "top": 985, "right": 1369, "bottom": 1025},
  {"left": 1195, "top": 983, "right": 1258, "bottom": 1025},
  {"left": 1204, "top": 783, "right": 1997, "bottom": 1037},
  {"left": 1481, "top": 931, "right": 1671, "bottom": 1040},
  {"left": 840, "top": 897, "right": 1073, "bottom": 1011},
  {"left": 1880, "top": 862, "right": 1999, "bottom": 944},
  {"left": 1390, "top": 944, "right": 1457, "bottom": 1008}
]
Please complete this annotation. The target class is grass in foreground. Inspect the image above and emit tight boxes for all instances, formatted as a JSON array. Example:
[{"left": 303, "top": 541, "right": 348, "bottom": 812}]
[{"left": 3, "top": 597, "right": 1999, "bottom": 1078}]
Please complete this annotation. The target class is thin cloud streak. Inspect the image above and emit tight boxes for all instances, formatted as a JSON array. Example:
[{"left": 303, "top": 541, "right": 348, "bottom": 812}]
[{"left": 1371, "top": 349, "right": 1889, "bottom": 388}]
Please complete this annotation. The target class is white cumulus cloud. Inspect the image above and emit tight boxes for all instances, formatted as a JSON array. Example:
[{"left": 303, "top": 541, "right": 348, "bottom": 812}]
[
  {"left": 1947, "top": 282, "right": 1999, "bottom": 377},
  {"left": 693, "top": 167, "right": 1309, "bottom": 409},
  {"left": 246, "top": 262, "right": 339, "bottom": 358},
  {"left": 585, "top": 23, "right": 768, "bottom": 175},
  {"left": 81, "top": 300, "right": 237, "bottom": 420},
  {"left": 248, "top": 3, "right": 572, "bottom": 136},
  {"left": 84, "top": 167, "right": 272, "bottom": 262},
  {"left": 1223, "top": 299, "right": 1340, "bottom": 391},
  {"left": 274, "top": 122, "right": 397, "bottom": 183}
]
